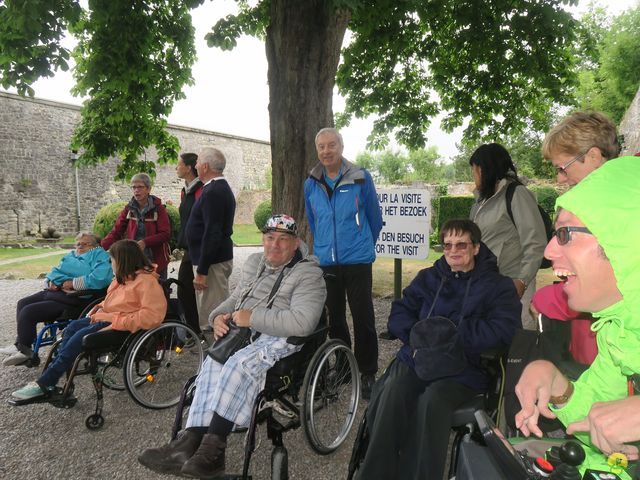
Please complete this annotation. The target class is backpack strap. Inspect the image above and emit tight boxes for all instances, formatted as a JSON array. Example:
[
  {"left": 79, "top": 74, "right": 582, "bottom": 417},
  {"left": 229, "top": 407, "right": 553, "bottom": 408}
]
[{"left": 505, "top": 181, "right": 518, "bottom": 227}]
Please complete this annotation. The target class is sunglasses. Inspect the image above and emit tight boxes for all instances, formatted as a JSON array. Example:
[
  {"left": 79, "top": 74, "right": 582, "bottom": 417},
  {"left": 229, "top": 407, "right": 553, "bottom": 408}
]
[
  {"left": 443, "top": 242, "right": 472, "bottom": 251},
  {"left": 553, "top": 226, "right": 592, "bottom": 245},
  {"left": 555, "top": 150, "right": 588, "bottom": 176}
]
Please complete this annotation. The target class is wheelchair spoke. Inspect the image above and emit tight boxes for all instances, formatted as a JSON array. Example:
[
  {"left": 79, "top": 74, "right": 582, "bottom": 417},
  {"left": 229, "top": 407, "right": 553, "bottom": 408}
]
[{"left": 124, "top": 322, "right": 204, "bottom": 410}]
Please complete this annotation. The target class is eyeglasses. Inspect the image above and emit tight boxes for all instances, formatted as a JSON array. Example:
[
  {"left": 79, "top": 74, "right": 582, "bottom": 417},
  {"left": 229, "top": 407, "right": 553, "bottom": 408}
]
[
  {"left": 553, "top": 226, "right": 592, "bottom": 245},
  {"left": 443, "top": 242, "right": 472, "bottom": 251},
  {"left": 131, "top": 184, "right": 148, "bottom": 190},
  {"left": 75, "top": 242, "right": 93, "bottom": 247},
  {"left": 555, "top": 150, "right": 589, "bottom": 176}
]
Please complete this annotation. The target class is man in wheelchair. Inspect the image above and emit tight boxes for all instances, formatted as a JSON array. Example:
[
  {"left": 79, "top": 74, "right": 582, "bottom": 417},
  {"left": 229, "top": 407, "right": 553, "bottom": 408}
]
[
  {"left": 138, "top": 214, "right": 326, "bottom": 479},
  {"left": 514, "top": 156, "right": 640, "bottom": 478},
  {"left": 10, "top": 240, "right": 167, "bottom": 402}
]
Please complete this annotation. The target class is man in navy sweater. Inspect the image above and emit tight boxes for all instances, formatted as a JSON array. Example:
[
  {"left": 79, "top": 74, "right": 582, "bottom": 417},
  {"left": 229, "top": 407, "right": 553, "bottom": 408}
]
[{"left": 186, "top": 147, "right": 236, "bottom": 329}]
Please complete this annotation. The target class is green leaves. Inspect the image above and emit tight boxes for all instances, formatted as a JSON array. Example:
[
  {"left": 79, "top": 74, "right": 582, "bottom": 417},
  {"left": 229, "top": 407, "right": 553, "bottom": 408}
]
[
  {"left": 0, "top": 0, "right": 82, "bottom": 95},
  {"left": 338, "top": 0, "right": 578, "bottom": 149}
]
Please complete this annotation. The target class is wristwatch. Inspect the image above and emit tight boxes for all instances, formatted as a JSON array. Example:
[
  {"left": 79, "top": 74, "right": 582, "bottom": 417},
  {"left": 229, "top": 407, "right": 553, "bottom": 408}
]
[{"left": 549, "top": 381, "right": 574, "bottom": 406}]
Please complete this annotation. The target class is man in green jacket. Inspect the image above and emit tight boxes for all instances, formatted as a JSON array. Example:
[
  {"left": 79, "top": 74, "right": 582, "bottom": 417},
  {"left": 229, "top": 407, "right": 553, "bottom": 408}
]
[{"left": 515, "top": 156, "right": 640, "bottom": 477}]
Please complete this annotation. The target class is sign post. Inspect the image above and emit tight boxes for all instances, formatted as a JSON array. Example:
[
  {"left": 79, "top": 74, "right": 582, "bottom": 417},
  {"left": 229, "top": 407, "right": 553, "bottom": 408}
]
[{"left": 375, "top": 188, "right": 431, "bottom": 299}]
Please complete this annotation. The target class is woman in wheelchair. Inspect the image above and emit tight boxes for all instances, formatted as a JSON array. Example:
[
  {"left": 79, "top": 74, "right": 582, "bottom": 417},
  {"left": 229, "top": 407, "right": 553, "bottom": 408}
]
[
  {"left": 10, "top": 239, "right": 167, "bottom": 402},
  {"left": 353, "top": 219, "right": 521, "bottom": 479},
  {"left": 0, "top": 232, "right": 113, "bottom": 367},
  {"left": 138, "top": 214, "right": 327, "bottom": 479}
]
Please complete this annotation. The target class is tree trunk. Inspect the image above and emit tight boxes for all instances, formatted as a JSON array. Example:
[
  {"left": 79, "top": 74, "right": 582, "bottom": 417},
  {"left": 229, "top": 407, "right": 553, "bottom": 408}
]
[{"left": 266, "top": 1, "right": 350, "bottom": 244}]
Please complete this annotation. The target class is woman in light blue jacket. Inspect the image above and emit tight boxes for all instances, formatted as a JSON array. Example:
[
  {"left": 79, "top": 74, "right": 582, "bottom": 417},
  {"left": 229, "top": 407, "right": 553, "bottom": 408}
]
[{"left": 0, "top": 232, "right": 113, "bottom": 366}]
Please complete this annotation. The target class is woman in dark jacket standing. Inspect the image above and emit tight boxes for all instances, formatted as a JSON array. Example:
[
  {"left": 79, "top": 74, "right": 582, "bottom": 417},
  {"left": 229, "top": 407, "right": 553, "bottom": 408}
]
[
  {"left": 176, "top": 152, "right": 203, "bottom": 334},
  {"left": 354, "top": 219, "right": 521, "bottom": 480}
]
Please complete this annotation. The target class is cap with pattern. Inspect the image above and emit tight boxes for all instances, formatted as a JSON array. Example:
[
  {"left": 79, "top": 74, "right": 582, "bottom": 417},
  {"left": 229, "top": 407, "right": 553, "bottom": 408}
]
[{"left": 262, "top": 214, "right": 298, "bottom": 236}]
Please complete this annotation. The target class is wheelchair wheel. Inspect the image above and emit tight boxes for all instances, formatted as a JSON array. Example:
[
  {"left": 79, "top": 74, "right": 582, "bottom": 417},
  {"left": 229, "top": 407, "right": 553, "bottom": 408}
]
[
  {"left": 124, "top": 322, "right": 204, "bottom": 409},
  {"left": 85, "top": 413, "right": 105, "bottom": 430},
  {"left": 301, "top": 339, "right": 359, "bottom": 454}
]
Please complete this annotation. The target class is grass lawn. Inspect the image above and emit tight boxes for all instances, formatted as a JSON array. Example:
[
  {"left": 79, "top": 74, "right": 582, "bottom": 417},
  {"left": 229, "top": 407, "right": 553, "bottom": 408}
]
[
  {"left": 232, "top": 224, "right": 262, "bottom": 246},
  {"left": 0, "top": 253, "right": 67, "bottom": 279},
  {"left": 0, "top": 248, "right": 43, "bottom": 260}
]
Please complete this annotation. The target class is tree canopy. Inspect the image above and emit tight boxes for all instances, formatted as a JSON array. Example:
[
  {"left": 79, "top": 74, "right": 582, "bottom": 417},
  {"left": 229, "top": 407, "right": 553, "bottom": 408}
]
[
  {"left": 0, "top": 0, "right": 581, "bottom": 233},
  {"left": 573, "top": 5, "right": 640, "bottom": 123}
]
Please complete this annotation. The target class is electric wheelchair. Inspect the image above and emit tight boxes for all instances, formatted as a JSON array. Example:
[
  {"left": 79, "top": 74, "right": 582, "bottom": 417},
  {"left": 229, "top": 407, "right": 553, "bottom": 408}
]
[
  {"left": 9, "top": 279, "right": 205, "bottom": 430},
  {"left": 169, "top": 311, "right": 361, "bottom": 479},
  {"left": 346, "top": 348, "right": 507, "bottom": 480}
]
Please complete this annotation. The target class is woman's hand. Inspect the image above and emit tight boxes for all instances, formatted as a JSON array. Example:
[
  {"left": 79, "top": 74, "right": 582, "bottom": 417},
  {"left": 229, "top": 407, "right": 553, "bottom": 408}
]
[
  {"left": 61, "top": 280, "right": 74, "bottom": 292},
  {"left": 213, "top": 313, "right": 232, "bottom": 340}
]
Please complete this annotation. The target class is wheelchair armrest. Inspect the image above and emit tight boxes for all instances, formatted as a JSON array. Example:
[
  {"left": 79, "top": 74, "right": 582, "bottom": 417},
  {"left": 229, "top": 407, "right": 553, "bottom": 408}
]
[
  {"left": 82, "top": 329, "right": 130, "bottom": 350},
  {"left": 479, "top": 347, "right": 508, "bottom": 363},
  {"left": 286, "top": 324, "right": 329, "bottom": 346},
  {"left": 65, "top": 288, "right": 108, "bottom": 298}
]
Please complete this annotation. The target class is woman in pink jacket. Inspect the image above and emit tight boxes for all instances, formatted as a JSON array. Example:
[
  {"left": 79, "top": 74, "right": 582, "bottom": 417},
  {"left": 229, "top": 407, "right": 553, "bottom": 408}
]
[{"left": 11, "top": 239, "right": 167, "bottom": 402}]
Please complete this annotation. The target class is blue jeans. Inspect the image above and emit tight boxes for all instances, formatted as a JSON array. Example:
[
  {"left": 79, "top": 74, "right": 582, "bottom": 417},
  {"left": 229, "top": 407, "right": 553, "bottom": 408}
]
[{"left": 37, "top": 317, "right": 109, "bottom": 388}]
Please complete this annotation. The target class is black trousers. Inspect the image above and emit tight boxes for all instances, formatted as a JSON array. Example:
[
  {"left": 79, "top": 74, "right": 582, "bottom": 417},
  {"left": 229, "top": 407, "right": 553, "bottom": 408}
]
[
  {"left": 322, "top": 263, "right": 378, "bottom": 375},
  {"left": 355, "top": 360, "right": 476, "bottom": 479},
  {"left": 16, "top": 290, "right": 82, "bottom": 349},
  {"left": 178, "top": 251, "right": 201, "bottom": 334}
]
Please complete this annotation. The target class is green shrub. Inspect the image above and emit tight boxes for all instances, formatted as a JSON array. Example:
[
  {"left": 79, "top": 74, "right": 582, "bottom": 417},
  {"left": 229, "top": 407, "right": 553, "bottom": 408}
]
[
  {"left": 93, "top": 201, "right": 180, "bottom": 249},
  {"left": 530, "top": 185, "right": 559, "bottom": 217},
  {"left": 436, "top": 196, "right": 475, "bottom": 231},
  {"left": 254, "top": 199, "right": 272, "bottom": 230}
]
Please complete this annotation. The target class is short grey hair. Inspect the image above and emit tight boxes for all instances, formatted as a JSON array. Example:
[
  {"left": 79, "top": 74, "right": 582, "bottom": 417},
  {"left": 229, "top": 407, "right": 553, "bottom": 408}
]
[
  {"left": 315, "top": 127, "right": 344, "bottom": 148},
  {"left": 75, "top": 232, "right": 99, "bottom": 246},
  {"left": 130, "top": 173, "right": 152, "bottom": 189},
  {"left": 199, "top": 147, "right": 226, "bottom": 172}
]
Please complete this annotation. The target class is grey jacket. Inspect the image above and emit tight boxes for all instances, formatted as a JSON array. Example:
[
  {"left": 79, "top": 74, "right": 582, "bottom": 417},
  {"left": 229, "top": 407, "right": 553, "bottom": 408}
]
[
  {"left": 470, "top": 178, "right": 547, "bottom": 286},
  {"left": 209, "top": 241, "right": 326, "bottom": 337}
]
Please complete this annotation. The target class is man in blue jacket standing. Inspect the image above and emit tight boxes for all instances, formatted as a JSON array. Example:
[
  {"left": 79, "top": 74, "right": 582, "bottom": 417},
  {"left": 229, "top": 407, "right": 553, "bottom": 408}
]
[{"left": 304, "top": 128, "right": 383, "bottom": 399}]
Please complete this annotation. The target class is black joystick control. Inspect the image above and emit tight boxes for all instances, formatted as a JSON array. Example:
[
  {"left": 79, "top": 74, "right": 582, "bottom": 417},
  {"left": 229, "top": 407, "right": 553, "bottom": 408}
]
[
  {"left": 549, "top": 441, "right": 585, "bottom": 480},
  {"left": 559, "top": 441, "right": 586, "bottom": 466}
]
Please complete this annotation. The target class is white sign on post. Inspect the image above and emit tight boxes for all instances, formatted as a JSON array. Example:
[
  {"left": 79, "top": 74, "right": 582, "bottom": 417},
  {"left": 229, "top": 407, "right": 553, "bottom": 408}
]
[{"left": 375, "top": 188, "right": 431, "bottom": 259}]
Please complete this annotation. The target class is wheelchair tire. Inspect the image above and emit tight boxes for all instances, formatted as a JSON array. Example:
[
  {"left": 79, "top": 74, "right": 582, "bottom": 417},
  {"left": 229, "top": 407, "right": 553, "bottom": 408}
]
[
  {"left": 85, "top": 413, "right": 104, "bottom": 430},
  {"left": 124, "top": 322, "right": 204, "bottom": 409},
  {"left": 301, "top": 339, "right": 359, "bottom": 455},
  {"left": 270, "top": 445, "right": 289, "bottom": 480}
]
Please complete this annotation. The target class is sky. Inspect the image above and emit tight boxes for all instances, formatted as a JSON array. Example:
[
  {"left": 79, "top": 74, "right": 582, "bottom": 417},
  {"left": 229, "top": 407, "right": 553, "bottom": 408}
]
[{"left": 2, "top": 0, "right": 638, "bottom": 162}]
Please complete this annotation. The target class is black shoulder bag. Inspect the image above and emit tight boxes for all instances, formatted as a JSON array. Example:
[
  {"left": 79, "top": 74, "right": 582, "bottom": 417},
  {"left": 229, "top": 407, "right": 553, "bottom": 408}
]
[
  {"left": 207, "top": 251, "right": 303, "bottom": 364},
  {"left": 409, "top": 276, "right": 471, "bottom": 382}
]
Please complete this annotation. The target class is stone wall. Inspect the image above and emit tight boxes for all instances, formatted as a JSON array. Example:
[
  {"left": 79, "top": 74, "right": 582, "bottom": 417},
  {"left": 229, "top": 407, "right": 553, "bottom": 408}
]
[
  {"left": 0, "top": 92, "right": 271, "bottom": 237},
  {"left": 620, "top": 87, "right": 640, "bottom": 156}
]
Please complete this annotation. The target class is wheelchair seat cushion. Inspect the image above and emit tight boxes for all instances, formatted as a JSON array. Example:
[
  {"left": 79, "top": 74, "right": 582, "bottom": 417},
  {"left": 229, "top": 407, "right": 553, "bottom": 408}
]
[{"left": 82, "top": 329, "right": 131, "bottom": 350}]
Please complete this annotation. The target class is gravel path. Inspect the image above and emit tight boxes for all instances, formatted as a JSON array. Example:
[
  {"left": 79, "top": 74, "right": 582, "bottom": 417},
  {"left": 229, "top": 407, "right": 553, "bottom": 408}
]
[{"left": 0, "top": 247, "right": 399, "bottom": 480}]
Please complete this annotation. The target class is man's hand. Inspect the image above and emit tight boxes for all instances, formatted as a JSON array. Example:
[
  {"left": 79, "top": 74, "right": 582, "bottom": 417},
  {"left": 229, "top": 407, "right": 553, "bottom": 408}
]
[
  {"left": 137, "top": 239, "right": 146, "bottom": 250},
  {"left": 514, "top": 360, "right": 567, "bottom": 437},
  {"left": 212, "top": 313, "right": 232, "bottom": 340},
  {"left": 193, "top": 273, "right": 208, "bottom": 291},
  {"left": 513, "top": 279, "right": 526, "bottom": 298},
  {"left": 232, "top": 309, "right": 252, "bottom": 328},
  {"left": 567, "top": 397, "right": 640, "bottom": 459}
]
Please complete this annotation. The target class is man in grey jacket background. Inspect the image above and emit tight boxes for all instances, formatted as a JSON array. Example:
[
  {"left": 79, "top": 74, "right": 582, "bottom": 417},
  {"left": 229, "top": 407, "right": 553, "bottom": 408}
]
[{"left": 139, "top": 214, "right": 326, "bottom": 478}]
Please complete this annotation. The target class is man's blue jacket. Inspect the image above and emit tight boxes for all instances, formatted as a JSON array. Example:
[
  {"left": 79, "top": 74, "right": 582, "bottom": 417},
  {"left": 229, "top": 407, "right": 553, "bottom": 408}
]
[{"left": 304, "top": 159, "right": 383, "bottom": 267}]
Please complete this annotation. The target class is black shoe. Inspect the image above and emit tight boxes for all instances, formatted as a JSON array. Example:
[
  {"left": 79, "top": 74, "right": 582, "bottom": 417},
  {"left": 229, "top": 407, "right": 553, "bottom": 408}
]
[
  {"left": 181, "top": 433, "right": 226, "bottom": 479},
  {"left": 138, "top": 430, "right": 203, "bottom": 475},
  {"left": 378, "top": 330, "right": 397, "bottom": 340},
  {"left": 360, "top": 374, "right": 375, "bottom": 401}
]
